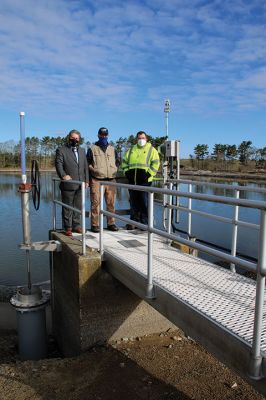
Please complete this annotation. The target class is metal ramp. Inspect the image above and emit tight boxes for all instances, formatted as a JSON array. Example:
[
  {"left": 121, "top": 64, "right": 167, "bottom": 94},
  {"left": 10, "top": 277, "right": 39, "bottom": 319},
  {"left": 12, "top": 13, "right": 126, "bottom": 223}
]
[{"left": 82, "top": 229, "right": 266, "bottom": 395}]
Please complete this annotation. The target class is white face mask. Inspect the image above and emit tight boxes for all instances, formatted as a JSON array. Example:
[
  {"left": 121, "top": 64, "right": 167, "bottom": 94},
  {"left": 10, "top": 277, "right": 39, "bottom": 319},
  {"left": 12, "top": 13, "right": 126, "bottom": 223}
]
[{"left": 138, "top": 138, "right": 146, "bottom": 147}]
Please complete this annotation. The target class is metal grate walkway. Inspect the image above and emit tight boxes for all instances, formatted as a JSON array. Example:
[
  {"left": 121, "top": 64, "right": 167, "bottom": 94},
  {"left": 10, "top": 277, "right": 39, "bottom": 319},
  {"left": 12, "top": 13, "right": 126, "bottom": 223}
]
[{"left": 82, "top": 229, "right": 266, "bottom": 356}]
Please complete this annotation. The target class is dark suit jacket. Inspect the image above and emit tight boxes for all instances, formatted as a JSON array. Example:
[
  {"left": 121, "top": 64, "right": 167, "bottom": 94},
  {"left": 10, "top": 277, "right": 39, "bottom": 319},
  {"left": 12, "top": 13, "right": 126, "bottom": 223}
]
[{"left": 55, "top": 145, "right": 89, "bottom": 191}]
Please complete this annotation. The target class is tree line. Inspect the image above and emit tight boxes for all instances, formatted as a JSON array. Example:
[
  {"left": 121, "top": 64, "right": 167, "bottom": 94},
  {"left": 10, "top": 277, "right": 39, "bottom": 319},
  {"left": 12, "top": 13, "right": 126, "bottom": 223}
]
[
  {"left": 0, "top": 135, "right": 265, "bottom": 171},
  {"left": 0, "top": 134, "right": 167, "bottom": 169},
  {"left": 192, "top": 141, "right": 266, "bottom": 169}
]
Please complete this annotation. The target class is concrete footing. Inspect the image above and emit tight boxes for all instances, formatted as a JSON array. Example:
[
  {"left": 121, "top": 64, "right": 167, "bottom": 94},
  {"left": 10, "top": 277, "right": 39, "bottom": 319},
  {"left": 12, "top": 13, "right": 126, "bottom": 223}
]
[{"left": 51, "top": 232, "right": 176, "bottom": 357}]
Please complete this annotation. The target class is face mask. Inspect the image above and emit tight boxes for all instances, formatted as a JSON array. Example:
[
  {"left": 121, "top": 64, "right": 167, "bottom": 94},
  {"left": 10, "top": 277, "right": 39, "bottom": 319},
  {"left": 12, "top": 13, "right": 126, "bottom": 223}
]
[
  {"left": 70, "top": 138, "right": 79, "bottom": 147},
  {"left": 99, "top": 137, "right": 108, "bottom": 146},
  {"left": 138, "top": 139, "right": 146, "bottom": 147}
]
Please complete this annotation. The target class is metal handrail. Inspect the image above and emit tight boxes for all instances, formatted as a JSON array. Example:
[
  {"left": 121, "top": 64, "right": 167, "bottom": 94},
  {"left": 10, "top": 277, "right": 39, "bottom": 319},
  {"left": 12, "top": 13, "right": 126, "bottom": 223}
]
[
  {"left": 167, "top": 179, "right": 265, "bottom": 272},
  {"left": 170, "top": 178, "right": 266, "bottom": 194},
  {"left": 52, "top": 177, "right": 87, "bottom": 255},
  {"left": 99, "top": 180, "right": 266, "bottom": 379}
]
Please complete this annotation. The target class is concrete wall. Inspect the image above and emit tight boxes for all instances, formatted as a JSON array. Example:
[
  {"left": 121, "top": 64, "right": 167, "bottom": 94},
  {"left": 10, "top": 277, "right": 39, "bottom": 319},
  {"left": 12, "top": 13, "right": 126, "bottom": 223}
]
[{"left": 51, "top": 232, "right": 176, "bottom": 357}]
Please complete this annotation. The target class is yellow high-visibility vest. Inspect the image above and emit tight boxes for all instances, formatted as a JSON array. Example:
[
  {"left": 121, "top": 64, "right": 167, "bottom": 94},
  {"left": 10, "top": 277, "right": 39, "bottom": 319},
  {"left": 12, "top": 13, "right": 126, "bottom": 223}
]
[{"left": 122, "top": 142, "right": 160, "bottom": 182}]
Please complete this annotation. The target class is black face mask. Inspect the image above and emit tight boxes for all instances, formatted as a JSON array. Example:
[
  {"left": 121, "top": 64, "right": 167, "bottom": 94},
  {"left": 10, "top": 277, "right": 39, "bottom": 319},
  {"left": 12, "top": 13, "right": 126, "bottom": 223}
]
[{"left": 70, "top": 138, "right": 79, "bottom": 147}]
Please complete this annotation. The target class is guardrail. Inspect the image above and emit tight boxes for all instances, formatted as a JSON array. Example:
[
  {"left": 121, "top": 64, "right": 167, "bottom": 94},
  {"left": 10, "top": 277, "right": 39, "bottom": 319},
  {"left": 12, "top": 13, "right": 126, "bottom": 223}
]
[
  {"left": 52, "top": 177, "right": 87, "bottom": 255},
  {"left": 99, "top": 180, "right": 266, "bottom": 379},
  {"left": 168, "top": 179, "right": 266, "bottom": 272}
]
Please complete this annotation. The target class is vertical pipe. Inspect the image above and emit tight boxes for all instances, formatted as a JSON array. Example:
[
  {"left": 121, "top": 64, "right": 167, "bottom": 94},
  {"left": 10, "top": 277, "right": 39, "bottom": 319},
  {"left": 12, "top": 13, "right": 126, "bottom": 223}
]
[
  {"left": 20, "top": 187, "right": 32, "bottom": 291},
  {"left": 175, "top": 141, "right": 180, "bottom": 224},
  {"left": 52, "top": 179, "right": 56, "bottom": 230},
  {"left": 146, "top": 192, "right": 154, "bottom": 298},
  {"left": 81, "top": 182, "right": 86, "bottom": 256},
  {"left": 20, "top": 112, "right": 26, "bottom": 184},
  {"left": 230, "top": 190, "right": 239, "bottom": 272},
  {"left": 175, "top": 141, "right": 180, "bottom": 180},
  {"left": 21, "top": 190, "right": 31, "bottom": 245},
  {"left": 188, "top": 183, "right": 192, "bottom": 237},
  {"left": 99, "top": 184, "right": 104, "bottom": 256},
  {"left": 165, "top": 112, "right": 168, "bottom": 140},
  {"left": 249, "top": 210, "right": 266, "bottom": 379},
  {"left": 163, "top": 182, "right": 167, "bottom": 230},
  {"left": 167, "top": 182, "right": 173, "bottom": 237},
  {"left": 26, "top": 250, "right": 31, "bottom": 291}
]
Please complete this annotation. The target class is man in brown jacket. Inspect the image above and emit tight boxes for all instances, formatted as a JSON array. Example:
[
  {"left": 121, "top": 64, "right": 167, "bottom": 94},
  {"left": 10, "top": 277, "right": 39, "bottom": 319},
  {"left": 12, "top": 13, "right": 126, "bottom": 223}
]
[{"left": 86, "top": 127, "right": 119, "bottom": 233}]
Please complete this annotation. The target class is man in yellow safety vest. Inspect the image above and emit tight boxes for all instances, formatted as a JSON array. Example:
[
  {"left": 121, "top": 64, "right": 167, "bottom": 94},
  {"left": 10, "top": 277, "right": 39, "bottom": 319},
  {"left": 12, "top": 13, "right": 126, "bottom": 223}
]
[{"left": 122, "top": 131, "right": 160, "bottom": 229}]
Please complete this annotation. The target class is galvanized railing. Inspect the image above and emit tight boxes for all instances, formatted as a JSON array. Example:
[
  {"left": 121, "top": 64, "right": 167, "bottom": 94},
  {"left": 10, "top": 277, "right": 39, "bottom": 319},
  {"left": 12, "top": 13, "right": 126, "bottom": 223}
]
[
  {"left": 99, "top": 180, "right": 266, "bottom": 379},
  {"left": 52, "top": 177, "right": 87, "bottom": 255},
  {"left": 168, "top": 179, "right": 266, "bottom": 272}
]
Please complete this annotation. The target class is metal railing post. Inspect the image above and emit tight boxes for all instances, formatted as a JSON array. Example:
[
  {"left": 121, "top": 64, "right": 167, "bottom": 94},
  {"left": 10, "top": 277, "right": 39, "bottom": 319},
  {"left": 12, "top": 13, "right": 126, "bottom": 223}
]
[
  {"left": 230, "top": 189, "right": 239, "bottom": 272},
  {"left": 81, "top": 182, "right": 86, "bottom": 255},
  {"left": 163, "top": 182, "right": 168, "bottom": 230},
  {"left": 188, "top": 183, "right": 192, "bottom": 238},
  {"left": 146, "top": 192, "right": 155, "bottom": 299},
  {"left": 52, "top": 178, "right": 56, "bottom": 230},
  {"left": 99, "top": 184, "right": 104, "bottom": 256},
  {"left": 167, "top": 182, "right": 173, "bottom": 238},
  {"left": 249, "top": 210, "right": 266, "bottom": 380}
]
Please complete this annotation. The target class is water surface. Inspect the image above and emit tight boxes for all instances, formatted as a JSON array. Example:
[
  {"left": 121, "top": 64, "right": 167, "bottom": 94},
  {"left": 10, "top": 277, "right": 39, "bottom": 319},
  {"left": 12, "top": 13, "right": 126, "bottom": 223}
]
[{"left": 0, "top": 172, "right": 265, "bottom": 286}]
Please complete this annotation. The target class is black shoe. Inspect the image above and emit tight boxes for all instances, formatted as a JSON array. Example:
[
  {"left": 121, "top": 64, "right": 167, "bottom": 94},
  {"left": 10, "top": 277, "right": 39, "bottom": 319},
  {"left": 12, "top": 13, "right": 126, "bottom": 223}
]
[
  {"left": 107, "top": 224, "right": 119, "bottom": 232},
  {"left": 125, "top": 224, "right": 134, "bottom": 230},
  {"left": 91, "top": 226, "right": 100, "bottom": 233}
]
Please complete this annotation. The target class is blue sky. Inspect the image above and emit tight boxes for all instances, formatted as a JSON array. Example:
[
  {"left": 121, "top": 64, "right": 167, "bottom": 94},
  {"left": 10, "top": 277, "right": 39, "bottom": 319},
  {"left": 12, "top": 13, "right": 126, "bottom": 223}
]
[{"left": 0, "top": 0, "right": 265, "bottom": 157}]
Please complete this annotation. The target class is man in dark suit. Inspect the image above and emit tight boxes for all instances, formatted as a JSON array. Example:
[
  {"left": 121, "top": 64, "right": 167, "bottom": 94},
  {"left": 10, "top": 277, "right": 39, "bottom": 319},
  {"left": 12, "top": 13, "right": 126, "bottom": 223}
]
[{"left": 55, "top": 129, "right": 89, "bottom": 236}]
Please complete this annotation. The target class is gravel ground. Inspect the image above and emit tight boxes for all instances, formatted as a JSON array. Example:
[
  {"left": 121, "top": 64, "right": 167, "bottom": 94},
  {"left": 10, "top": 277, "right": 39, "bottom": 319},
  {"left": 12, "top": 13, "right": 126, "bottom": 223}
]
[{"left": 0, "top": 328, "right": 264, "bottom": 400}]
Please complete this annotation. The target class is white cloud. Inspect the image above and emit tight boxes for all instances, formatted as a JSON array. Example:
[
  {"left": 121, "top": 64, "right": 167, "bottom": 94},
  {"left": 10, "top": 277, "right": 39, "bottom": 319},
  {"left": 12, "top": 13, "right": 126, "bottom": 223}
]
[{"left": 0, "top": 0, "right": 265, "bottom": 117}]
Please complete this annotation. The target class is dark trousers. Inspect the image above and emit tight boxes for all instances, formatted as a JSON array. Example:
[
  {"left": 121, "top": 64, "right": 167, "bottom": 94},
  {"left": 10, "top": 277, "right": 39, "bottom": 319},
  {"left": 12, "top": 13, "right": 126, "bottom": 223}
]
[
  {"left": 129, "top": 182, "right": 152, "bottom": 225},
  {"left": 61, "top": 189, "right": 82, "bottom": 229}
]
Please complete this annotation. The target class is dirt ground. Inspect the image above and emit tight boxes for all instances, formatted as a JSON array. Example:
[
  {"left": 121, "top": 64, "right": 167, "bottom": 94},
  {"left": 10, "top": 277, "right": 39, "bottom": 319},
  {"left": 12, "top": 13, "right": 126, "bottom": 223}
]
[{"left": 0, "top": 328, "right": 264, "bottom": 400}]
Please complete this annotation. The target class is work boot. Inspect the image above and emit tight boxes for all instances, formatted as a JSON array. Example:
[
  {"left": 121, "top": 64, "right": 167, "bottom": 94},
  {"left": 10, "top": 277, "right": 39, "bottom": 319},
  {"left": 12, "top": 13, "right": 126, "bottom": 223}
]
[
  {"left": 73, "top": 227, "right": 82, "bottom": 234},
  {"left": 107, "top": 224, "right": 119, "bottom": 232},
  {"left": 125, "top": 224, "right": 134, "bottom": 230},
  {"left": 65, "top": 228, "right": 72, "bottom": 236},
  {"left": 91, "top": 226, "right": 100, "bottom": 233}
]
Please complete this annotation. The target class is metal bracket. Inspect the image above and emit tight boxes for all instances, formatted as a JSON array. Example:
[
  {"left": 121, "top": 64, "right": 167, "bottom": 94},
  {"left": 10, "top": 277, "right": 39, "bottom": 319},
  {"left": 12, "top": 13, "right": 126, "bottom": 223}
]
[{"left": 19, "top": 240, "right": 62, "bottom": 252}]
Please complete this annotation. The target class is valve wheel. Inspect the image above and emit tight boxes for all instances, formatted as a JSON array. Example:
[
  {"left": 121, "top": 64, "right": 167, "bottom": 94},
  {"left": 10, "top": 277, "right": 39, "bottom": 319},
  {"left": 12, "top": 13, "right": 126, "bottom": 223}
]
[{"left": 31, "top": 160, "right": 41, "bottom": 210}]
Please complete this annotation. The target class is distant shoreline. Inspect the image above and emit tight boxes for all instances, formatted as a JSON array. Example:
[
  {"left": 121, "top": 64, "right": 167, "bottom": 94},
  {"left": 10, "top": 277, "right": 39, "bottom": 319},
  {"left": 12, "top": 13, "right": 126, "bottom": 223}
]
[{"left": 180, "top": 170, "right": 266, "bottom": 181}]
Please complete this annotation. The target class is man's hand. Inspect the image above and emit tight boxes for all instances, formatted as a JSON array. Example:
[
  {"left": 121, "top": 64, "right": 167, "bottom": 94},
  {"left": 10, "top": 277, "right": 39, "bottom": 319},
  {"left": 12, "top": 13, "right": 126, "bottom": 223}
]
[
  {"left": 85, "top": 183, "right": 89, "bottom": 188},
  {"left": 63, "top": 175, "right": 72, "bottom": 180}
]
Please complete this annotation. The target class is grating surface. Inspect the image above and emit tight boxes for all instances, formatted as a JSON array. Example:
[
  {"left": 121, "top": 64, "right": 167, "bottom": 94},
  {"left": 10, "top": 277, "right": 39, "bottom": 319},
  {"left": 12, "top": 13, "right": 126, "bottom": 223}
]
[{"left": 83, "top": 230, "right": 266, "bottom": 354}]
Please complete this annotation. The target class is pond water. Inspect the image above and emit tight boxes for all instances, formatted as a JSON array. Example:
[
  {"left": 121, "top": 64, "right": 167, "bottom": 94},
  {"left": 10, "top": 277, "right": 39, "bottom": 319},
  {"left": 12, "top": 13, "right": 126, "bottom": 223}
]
[{"left": 0, "top": 172, "right": 265, "bottom": 286}]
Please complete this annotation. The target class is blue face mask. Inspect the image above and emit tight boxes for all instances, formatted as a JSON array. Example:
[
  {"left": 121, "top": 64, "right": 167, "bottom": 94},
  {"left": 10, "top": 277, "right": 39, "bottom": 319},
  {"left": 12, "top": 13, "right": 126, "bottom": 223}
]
[{"left": 98, "top": 137, "right": 108, "bottom": 146}]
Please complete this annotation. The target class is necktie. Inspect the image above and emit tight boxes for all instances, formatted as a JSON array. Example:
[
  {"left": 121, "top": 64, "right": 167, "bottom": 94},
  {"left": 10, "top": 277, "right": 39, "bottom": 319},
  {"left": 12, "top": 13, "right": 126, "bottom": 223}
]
[{"left": 73, "top": 147, "right": 79, "bottom": 163}]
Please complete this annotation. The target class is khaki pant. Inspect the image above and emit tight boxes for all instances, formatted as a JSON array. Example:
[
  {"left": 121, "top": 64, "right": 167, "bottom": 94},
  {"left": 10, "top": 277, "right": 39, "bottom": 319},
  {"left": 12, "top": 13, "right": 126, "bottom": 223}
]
[{"left": 90, "top": 178, "right": 116, "bottom": 227}]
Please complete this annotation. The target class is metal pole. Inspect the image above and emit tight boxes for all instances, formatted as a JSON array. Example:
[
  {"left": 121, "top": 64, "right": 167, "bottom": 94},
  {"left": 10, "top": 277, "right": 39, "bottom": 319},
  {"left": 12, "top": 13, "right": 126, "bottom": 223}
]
[
  {"left": 99, "top": 184, "right": 104, "bottom": 256},
  {"left": 167, "top": 182, "right": 173, "bottom": 237},
  {"left": 52, "top": 179, "right": 56, "bottom": 230},
  {"left": 19, "top": 112, "right": 32, "bottom": 291},
  {"left": 165, "top": 112, "right": 168, "bottom": 140},
  {"left": 164, "top": 99, "right": 170, "bottom": 140},
  {"left": 249, "top": 210, "right": 266, "bottom": 379},
  {"left": 188, "top": 183, "right": 192, "bottom": 237},
  {"left": 81, "top": 182, "right": 86, "bottom": 255},
  {"left": 146, "top": 192, "right": 155, "bottom": 298},
  {"left": 230, "top": 189, "right": 239, "bottom": 273},
  {"left": 20, "top": 112, "right": 26, "bottom": 184},
  {"left": 175, "top": 141, "right": 180, "bottom": 224},
  {"left": 175, "top": 140, "right": 180, "bottom": 181}
]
